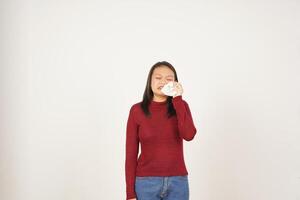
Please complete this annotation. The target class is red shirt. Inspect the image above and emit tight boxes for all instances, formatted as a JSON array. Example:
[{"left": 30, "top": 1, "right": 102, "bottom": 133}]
[{"left": 125, "top": 95, "right": 197, "bottom": 199}]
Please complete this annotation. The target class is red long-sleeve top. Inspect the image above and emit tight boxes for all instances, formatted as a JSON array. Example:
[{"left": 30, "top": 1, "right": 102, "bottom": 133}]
[{"left": 125, "top": 95, "right": 197, "bottom": 199}]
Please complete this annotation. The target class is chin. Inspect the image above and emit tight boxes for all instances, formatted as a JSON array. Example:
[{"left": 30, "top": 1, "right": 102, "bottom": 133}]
[{"left": 154, "top": 91, "right": 166, "bottom": 97}]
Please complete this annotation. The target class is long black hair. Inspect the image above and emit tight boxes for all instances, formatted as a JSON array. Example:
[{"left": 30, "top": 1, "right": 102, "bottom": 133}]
[{"left": 141, "top": 61, "right": 178, "bottom": 118}]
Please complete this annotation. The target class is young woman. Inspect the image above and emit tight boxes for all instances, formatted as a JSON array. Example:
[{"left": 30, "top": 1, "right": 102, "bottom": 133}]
[{"left": 125, "top": 61, "right": 197, "bottom": 200}]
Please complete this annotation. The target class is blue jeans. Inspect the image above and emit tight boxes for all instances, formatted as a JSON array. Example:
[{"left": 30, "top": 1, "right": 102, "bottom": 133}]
[{"left": 135, "top": 175, "right": 189, "bottom": 200}]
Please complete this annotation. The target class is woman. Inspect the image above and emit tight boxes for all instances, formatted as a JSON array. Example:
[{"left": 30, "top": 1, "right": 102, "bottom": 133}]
[{"left": 125, "top": 61, "right": 197, "bottom": 200}]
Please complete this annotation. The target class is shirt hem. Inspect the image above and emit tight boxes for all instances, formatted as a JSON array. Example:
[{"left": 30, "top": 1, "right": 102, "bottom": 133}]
[{"left": 136, "top": 171, "right": 188, "bottom": 177}]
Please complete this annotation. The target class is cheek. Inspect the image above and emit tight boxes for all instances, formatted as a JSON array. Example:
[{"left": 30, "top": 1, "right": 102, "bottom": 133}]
[
  {"left": 151, "top": 81, "right": 160, "bottom": 92},
  {"left": 150, "top": 81, "right": 155, "bottom": 90},
  {"left": 151, "top": 79, "right": 158, "bottom": 86}
]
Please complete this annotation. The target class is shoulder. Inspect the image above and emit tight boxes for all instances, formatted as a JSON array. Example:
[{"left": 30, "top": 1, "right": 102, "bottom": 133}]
[
  {"left": 127, "top": 101, "right": 143, "bottom": 123},
  {"left": 129, "top": 101, "right": 142, "bottom": 114}
]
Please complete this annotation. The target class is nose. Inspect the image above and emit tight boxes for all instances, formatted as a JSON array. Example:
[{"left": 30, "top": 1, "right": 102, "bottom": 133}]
[{"left": 160, "top": 79, "right": 167, "bottom": 85}]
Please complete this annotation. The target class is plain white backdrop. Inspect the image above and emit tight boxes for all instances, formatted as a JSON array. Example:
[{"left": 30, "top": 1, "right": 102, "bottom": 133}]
[{"left": 1, "top": 0, "right": 300, "bottom": 200}]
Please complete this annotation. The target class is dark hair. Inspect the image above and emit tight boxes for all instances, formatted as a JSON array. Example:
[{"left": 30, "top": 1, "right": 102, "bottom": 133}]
[{"left": 141, "top": 61, "right": 178, "bottom": 118}]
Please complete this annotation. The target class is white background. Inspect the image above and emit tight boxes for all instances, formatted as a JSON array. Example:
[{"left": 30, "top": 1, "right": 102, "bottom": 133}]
[{"left": 1, "top": 0, "right": 300, "bottom": 200}]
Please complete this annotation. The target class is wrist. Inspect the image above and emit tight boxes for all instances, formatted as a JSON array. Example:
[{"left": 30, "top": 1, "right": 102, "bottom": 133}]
[{"left": 172, "top": 94, "right": 182, "bottom": 99}]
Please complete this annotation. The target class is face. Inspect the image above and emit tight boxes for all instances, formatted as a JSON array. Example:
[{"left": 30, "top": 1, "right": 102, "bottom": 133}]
[{"left": 151, "top": 66, "right": 175, "bottom": 97}]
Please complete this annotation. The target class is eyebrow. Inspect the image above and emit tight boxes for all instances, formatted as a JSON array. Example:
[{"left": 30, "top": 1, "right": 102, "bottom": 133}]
[{"left": 154, "top": 74, "right": 174, "bottom": 77}]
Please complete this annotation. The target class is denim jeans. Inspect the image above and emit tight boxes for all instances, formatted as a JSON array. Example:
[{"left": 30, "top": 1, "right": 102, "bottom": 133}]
[{"left": 135, "top": 175, "right": 189, "bottom": 200}]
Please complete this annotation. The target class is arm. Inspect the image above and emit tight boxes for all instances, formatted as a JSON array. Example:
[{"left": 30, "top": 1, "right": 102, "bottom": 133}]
[
  {"left": 172, "top": 95, "right": 197, "bottom": 141},
  {"left": 125, "top": 105, "right": 139, "bottom": 199}
]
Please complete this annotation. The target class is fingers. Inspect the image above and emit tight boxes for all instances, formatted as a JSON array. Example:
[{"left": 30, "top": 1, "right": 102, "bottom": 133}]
[
  {"left": 172, "top": 81, "right": 183, "bottom": 96},
  {"left": 173, "top": 81, "right": 182, "bottom": 89}
]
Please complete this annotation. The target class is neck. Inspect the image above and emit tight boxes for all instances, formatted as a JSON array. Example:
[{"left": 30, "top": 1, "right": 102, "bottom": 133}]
[{"left": 152, "top": 94, "right": 167, "bottom": 102}]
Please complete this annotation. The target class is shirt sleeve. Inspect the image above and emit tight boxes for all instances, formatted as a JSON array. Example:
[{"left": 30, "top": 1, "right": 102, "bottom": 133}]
[
  {"left": 125, "top": 105, "right": 140, "bottom": 199},
  {"left": 172, "top": 95, "right": 197, "bottom": 141}
]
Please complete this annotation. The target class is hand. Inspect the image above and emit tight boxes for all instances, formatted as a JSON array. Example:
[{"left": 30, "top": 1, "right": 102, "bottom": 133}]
[
  {"left": 128, "top": 199, "right": 136, "bottom": 200},
  {"left": 172, "top": 81, "right": 183, "bottom": 97}
]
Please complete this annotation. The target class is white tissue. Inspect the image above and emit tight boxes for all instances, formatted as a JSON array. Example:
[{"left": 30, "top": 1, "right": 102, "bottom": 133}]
[{"left": 161, "top": 82, "right": 177, "bottom": 96}]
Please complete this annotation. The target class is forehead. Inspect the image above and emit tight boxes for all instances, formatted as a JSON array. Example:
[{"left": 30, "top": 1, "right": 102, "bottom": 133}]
[{"left": 153, "top": 66, "right": 174, "bottom": 77}]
